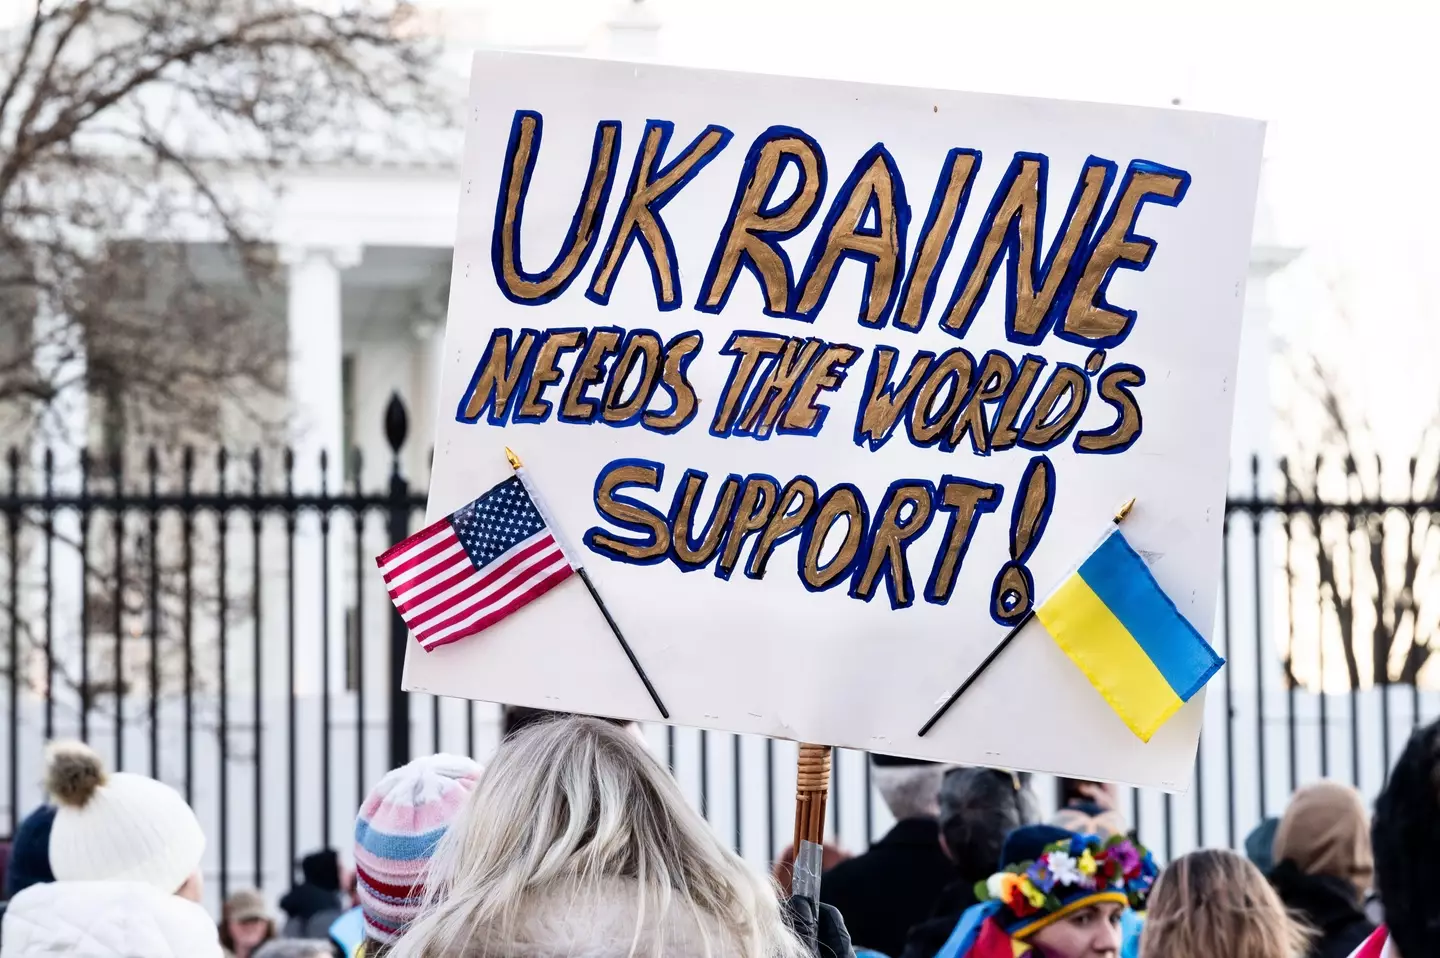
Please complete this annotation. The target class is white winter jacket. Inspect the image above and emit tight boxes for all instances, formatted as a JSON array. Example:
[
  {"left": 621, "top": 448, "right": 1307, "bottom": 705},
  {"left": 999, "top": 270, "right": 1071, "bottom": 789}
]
[{"left": 0, "top": 880, "right": 223, "bottom": 957}]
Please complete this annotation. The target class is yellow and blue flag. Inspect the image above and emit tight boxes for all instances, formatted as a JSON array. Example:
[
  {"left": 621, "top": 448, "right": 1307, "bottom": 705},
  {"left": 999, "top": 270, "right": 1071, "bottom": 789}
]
[{"left": 1035, "top": 528, "right": 1223, "bottom": 742}]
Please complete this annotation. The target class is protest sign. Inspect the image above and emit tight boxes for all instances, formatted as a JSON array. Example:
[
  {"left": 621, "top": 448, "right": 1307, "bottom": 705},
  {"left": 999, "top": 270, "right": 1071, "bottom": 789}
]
[{"left": 405, "top": 51, "right": 1264, "bottom": 789}]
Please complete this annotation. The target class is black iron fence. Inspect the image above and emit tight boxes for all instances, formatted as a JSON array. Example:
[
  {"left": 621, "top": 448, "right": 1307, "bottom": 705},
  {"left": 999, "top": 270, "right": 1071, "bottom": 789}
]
[{"left": 3, "top": 398, "right": 1438, "bottom": 911}]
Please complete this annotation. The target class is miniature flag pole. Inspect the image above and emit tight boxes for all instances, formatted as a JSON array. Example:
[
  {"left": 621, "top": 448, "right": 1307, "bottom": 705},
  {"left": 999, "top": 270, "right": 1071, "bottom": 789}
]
[
  {"left": 917, "top": 497, "right": 1137, "bottom": 737},
  {"left": 505, "top": 448, "right": 670, "bottom": 719}
]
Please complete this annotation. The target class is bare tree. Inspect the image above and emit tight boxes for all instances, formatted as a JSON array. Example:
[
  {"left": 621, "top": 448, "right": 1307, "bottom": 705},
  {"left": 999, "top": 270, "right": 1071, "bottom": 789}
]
[
  {"left": 0, "top": 0, "right": 444, "bottom": 441},
  {"left": 0, "top": 0, "right": 445, "bottom": 705},
  {"left": 1278, "top": 355, "right": 1440, "bottom": 691}
]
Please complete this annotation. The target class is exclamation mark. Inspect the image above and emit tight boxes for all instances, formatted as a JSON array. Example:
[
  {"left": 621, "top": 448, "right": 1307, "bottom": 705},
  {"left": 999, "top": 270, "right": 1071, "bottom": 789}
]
[{"left": 991, "top": 455, "right": 1055, "bottom": 624}]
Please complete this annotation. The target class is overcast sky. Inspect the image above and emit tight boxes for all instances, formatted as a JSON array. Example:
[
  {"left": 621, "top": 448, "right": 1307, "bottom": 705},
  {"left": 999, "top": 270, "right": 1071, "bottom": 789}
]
[
  {"left": 7, "top": 1, "right": 1435, "bottom": 465},
  {"left": 470, "top": 0, "right": 1439, "bottom": 466}
]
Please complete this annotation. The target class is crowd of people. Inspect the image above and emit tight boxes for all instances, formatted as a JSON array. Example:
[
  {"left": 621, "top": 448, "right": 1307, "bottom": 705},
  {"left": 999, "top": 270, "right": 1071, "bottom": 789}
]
[{"left": 0, "top": 705, "right": 1436, "bottom": 958}]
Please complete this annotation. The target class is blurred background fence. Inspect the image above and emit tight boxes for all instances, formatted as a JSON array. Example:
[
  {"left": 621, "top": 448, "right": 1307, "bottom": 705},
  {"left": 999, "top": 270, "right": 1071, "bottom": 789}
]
[{"left": 3, "top": 395, "right": 1438, "bottom": 912}]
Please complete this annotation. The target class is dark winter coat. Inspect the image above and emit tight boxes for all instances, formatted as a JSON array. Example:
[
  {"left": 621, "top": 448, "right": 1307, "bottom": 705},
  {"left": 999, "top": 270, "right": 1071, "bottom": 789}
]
[
  {"left": 820, "top": 818, "right": 957, "bottom": 958},
  {"left": 896, "top": 878, "right": 980, "bottom": 958},
  {"left": 1270, "top": 859, "right": 1376, "bottom": 958},
  {"left": 279, "top": 882, "right": 343, "bottom": 941}
]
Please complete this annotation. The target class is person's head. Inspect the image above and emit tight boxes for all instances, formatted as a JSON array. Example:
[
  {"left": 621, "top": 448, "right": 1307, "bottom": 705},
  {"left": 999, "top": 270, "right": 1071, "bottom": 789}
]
[
  {"left": 937, "top": 767, "right": 1038, "bottom": 881},
  {"left": 4, "top": 803, "right": 56, "bottom": 897},
  {"left": 1140, "top": 848, "right": 1312, "bottom": 958},
  {"left": 976, "top": 825, "right": 1157, "bottom": 958},
  {"left": 1052, "top": 779, "right": 1125, "bottom": 840},
  {"left": 502, "top": 705, "right": 634, "bottom": 740},
  {"left": 394, "top": 716, "right": 809, "bottom": 958},
  {"left": 299, "top": 848, "right": 341, "bottom": 891},
  {"left": 1243, "top": 816, "right": 1281, "bottom": 874},
  {"left": 1057, "top": 778, "right": 1115, "bottom": 809},
  {"left": 252, "top": 941, "right": 334, "bottom": 958},
  {"left": 1373, "top": 716, "right": 1440, "bottom": 958},
  {"left": 354, "top": 752, "right": 483, "bottom": 947},
  {"left": 220, "top": 888, "right": 277, "bottom": 954},
  {"left": 42, "top": 740, "right": 205, "bottom": 896},
  {"left": 1273, "top": 780, "right": 1372, "bottom": 896},
  {"left": 871, "top": 754, "right": 948, "bottom": 821}
]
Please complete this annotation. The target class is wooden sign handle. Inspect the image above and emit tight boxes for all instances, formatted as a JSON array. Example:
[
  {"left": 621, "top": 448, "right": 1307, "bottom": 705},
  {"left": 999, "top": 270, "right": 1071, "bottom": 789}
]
[
  {"left": 793, "top": 742, "right": 833, "bottom": 849},
  {"left": 790, "top": 742, "right": 833, "bottom": 902}
]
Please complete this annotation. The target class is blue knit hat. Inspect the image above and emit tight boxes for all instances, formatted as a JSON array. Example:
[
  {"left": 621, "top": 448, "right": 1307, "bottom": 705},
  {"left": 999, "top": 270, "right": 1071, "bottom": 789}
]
[{"left": 4, "top": 804, "right": 57, "bottom": 897}]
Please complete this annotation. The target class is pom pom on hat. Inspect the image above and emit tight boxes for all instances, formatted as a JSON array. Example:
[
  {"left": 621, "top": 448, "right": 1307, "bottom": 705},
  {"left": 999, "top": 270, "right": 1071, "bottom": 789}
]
[
  {"left": 45, "top": 740, "right": 106, "bottom": 808},
  {"left": 355, "top": 753, "right": 481, "bottom": 944},
  {"left": 43, "top": 740, "right": 205, "bottom": 893}
]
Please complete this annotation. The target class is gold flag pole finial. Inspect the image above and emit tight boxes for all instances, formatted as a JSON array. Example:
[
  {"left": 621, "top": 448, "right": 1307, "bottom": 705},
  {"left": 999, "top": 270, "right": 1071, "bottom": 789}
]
[
  {"left": 505, "top": 447, "right": 522, "bottom": 470},
  {"left": 1114, "top": 497, "right": 1137, "bottom": 524}
]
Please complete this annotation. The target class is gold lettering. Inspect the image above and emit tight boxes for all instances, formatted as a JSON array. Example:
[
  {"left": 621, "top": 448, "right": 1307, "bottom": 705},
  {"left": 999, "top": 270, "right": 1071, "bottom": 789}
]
[
  {"left": 718, "top": 476, "right": 780, "bottom": 578},
  {"left": 672, "top": 473, "right": 741, "bottom": 566},
  {"left": 928, "top": 480, "right": 999, "bottom": 603},
  {"left": 460, "top": 329, "right": 537, "bottom": 422},
  {"left": 1020, "top": 366, "right": 1089, "bottom": 448},
  {"left": 853, "top": 483, "right": 933, "bottom": 606},
  {"left": 942, "top": 160, "right": 1110, "bottom": 339},
  {"left": 895, "top": 151, "right": 979, "bottom": 331},
  {"left": 749, "top": 478, "right": 817, "bottom": 579},
  {"left": 590, "top": 462, "right": 669, "bottom": 561},
  {"left": 783, "top": 344, "right": 861, "bottom": 433},
  {"left": 856, "top": 348, "right": 930, "bottom": 448},
  {"left": 701, "top": 134, "right": 823, "bottom": 313},
  {"left": 947, "top": 351, "right": 1015, "bottom": 454},
  {"left": 496, "top": 115, "right": 619, "bottom": 301},
  {"left": 990, "top": 355, "right": 1047, "bottom": 451},
  {"left": 795, "top": 150, "right": 902, "bottom": 325},
  {"left": 801, "top": 488, "right": 865, "bottom": 590},
  {"left": 1076, "top": 367, "right": 1144, "bottom": 452},
  {"left": 738, "top": 338, "right": 823, "bottom": 437},
  {"left": 602, "top": 334, "right": 662, "bottom": 423},
  {"left": 1063, "top": 169, "right": 1186, "bottom": 342},
  {"left": 590, "top": 125, "right": 729, "bottom": 305},
  {"left": 518, "top": 330, "right": 584, "bottom": 419},
  {"left": 561, "top": 329, "right": 622, "bottom": 422},
  {"left": 909, "top": 348, "right": 974, "bottom": 444},
  {"left": 711, "top": 334, "right": 785, "bottom": 434},
  {"left": 643, "top": 332, "right": 703, "bottom": 431}
]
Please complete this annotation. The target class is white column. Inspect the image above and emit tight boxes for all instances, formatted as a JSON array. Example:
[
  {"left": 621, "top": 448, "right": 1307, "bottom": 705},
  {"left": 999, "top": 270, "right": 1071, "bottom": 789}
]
[
  {"left": 280, "top": 244, "right": 360, "bottom": 697},
  {"left": 281, "top": 245, "right": 359, "bottom": 490},
  {"left": 29, "top": 303, "right": 88, "bottom": 709}
]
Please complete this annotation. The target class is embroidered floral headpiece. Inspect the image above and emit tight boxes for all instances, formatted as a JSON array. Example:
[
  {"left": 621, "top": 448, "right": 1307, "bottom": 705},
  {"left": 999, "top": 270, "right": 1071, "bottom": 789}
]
[{"left": 976, "top": 833, "right": 1157, "bottom": 938}]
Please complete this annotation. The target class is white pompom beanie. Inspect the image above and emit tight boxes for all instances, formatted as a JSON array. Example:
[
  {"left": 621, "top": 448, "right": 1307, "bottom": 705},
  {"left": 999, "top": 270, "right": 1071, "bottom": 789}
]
[{"left": 44, "top": 740, "right": 206, "bottom": 893}]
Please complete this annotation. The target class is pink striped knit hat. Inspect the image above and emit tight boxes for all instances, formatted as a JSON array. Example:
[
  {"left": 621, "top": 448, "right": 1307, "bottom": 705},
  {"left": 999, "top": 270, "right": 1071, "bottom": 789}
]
[{"left": 354, "top": 753, "right": 482, "bottom": 944}]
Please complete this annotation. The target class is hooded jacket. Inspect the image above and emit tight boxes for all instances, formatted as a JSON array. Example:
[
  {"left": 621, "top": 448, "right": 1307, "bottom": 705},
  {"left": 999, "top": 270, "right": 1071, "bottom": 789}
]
[
  {"left": 0, "top": 879, "right": 224, "bottom": 957},
  {"left": 1270, "top": 860, "right": 1375, "bottom": 958}
]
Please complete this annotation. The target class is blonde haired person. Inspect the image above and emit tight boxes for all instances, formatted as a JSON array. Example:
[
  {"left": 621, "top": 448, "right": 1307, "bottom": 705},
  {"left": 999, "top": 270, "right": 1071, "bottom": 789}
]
[
  {"left": 1140, "top": 848, "right": 1312, "bottom": 958},
  {"left": 390, "top": 716, "right": 823, "bottom": 958}
]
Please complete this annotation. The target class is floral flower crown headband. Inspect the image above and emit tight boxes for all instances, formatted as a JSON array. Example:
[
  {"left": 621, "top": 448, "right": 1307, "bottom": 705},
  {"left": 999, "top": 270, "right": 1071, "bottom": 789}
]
[{"left": 977, "top": 833, "right": 1158, "bottom": 925}]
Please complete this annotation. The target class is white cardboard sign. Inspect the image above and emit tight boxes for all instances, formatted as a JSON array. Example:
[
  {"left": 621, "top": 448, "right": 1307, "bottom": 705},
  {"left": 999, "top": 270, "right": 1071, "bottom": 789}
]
[{"left": 407, "top": 51, "right": 1264, "bottom": 790}]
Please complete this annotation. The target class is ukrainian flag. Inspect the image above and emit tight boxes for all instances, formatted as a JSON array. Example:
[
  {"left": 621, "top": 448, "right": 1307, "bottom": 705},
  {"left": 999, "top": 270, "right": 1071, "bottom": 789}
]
[{"left": 1036, "top": 528, "right": 1224, "bottom": 742}]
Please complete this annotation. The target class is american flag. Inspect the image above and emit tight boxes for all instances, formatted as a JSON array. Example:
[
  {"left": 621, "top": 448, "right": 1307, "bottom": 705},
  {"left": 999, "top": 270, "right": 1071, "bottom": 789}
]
[{"left": 376, "top": 476, "right": 573, "bottom": 652}]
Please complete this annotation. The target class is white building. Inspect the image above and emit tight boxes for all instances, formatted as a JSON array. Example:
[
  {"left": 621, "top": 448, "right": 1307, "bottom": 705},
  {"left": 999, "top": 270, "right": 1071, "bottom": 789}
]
[{"left": 6, "top": 0, "right": 1317, "bottom": 907}]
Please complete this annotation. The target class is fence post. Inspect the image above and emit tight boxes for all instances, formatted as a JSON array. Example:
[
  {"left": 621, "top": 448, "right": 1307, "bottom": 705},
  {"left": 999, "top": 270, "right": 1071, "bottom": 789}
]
[{"left": 384, "top": 393, "right": 412, "bottom": 769}]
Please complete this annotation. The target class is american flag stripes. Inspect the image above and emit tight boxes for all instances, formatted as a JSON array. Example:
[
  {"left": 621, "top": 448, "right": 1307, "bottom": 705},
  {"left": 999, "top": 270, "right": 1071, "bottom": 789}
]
[{"left": 377, "top": 476, "right": 573, "bottom": 651}]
